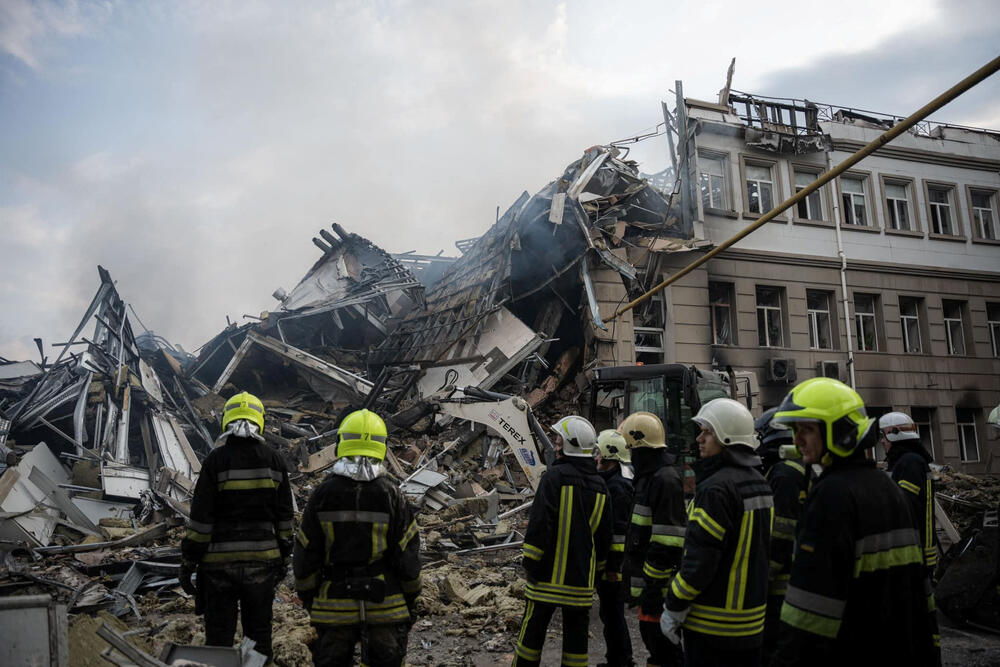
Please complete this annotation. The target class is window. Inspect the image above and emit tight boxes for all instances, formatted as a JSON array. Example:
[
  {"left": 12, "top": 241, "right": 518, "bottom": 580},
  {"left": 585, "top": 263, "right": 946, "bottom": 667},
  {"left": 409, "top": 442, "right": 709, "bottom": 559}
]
[
  {"left": 971, "top": 189, "right": 998, "bottom": 240},
  {"left": 841, "top": 176, "right": 869, "bottom": 226},
  {"left": 745, "top": 163, "right": 775, "bottom": 214},
  {"left": 957, "top": 408, "right": 979, "bottom": 462},
  {"left": 943, "top": 300, "right": 966, "bottom": 356},
  {"left": 710, "top": 282, "right": 736, "bottom": 345},
  {"left": 807, "top": 290, "right": 833, "bottom": 350},
  {"left": 911, "top": 407, "right": 936, "bottom": 461},
  {"left": 756, "top": 286, "right": 784, "bottom": 348},
  {"left": 794, "top": 169, "right": 823, "bottom": 221},
  {"left": 899, "top": 296, "right": 922, "bottom": 354},
  {"left": 867, "top": 406, "right": 892, "bottom": 462},
  {"left": 928, "top": 185, "right": 957, "bottom": 235},
  {"left": 699, "top": 154, "right": 729, "bottom": 211},
  {"left": 989, "top": 303, "right": 1000, "bottom": 357},
  {"left": 884, "top": 181, "right": 913, "bottom": 231},
  {"left": 854, "top": 293, "right": 879, "bottom": 351}
]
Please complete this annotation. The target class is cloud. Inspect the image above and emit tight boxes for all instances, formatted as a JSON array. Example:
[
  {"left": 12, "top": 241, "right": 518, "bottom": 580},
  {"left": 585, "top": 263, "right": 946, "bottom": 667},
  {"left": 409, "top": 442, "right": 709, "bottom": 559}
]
[{"left": 0, "top": 0, "right": 109, "bottom": 70}]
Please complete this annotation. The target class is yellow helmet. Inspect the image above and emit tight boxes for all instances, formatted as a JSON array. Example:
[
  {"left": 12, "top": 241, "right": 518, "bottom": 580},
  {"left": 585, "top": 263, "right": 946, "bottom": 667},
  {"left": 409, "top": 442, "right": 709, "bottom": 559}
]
[
  {"left": 771, "top": 377, "right": 873, "bottom": 458},
  {"left": 596, "top": 429, "right": 630, "bottom": 463},
  {"left": 337, "top": 409, "right": 388, "bottom": 460},
  {"left": 620, "top": 411, "right": 666, "bottom": 449},
  {"left": 222, "top": 391, "right": 265, "bottom": 432}
]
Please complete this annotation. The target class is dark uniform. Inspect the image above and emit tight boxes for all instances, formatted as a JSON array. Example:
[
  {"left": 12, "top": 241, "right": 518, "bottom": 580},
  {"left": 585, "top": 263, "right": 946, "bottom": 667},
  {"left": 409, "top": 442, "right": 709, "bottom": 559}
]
[
  {"left": 624, "top": 447, "right": 686, "bottom": 667},
  {"left": 515, "top": 455, "right": 611, "bottom": 667},
  {"left": 293, "top": 473, "right": 421, "bottom": 667},
  {"left": 597, "top": 463, "right": 635, "bottom": 667},
  {"left": 664, "top": 450, "right": 772, "bottom": 666},
  {"left": 772, "top": 450, "right": 941, "bottom": 666},
  {"left": 181, "top": 434, "right": 294, "bottom": 659},
  {"left": 887, "top": 440, "right": 938, "bottom": 576}
]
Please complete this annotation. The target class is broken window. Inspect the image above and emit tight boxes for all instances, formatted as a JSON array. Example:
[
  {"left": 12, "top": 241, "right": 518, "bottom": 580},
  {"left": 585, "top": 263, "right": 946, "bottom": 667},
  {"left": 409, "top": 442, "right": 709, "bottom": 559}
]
[
  {"left": 899, "top": 296, "right": 923, "bottom": 354},
  {"left": 794, "top": 169, "right": 823, "bottom": 221},
  {"left": 943, "top": 300, "right": 967, "bottom": 356},
  {"left": 840, "top": 175, "right": 869, "bottom": 226},
  {"left": 928, "top": 185, "right": 956, "bottom": 235},
  {"left": 745, "top": 163, "right": 775, "bottom": 215},
  {"left": 699, "top": 153, "right": 729, "bottom": 211},
  {"left": 756, "top": 286, "right": 784, "bottom": 348},
  {"left": 988, "top": 302, "right": 1000, "bottom": 357},
  {"left": 853, "top": 293, "right": 879, "bottom": 351},
  {"left": 884, "top": 180, "right": 913, "bottom": 231},
  {"left": 971, "top": 189, "right": 998, "bottom": 240},
  {"left": 806, "top": 290, "right": 833, "bottom": 350},
  {"left": 956, "top": 408, "right": 979, "bottom": 462},
  {"left": 710, "top": 282, "right": 736, "bottom": 345}
]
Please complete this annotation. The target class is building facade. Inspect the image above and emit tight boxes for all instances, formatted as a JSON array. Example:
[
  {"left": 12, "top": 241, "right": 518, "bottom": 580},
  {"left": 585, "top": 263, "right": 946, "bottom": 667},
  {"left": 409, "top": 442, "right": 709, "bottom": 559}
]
[{"left": 646, "top": 93, "right": 1000, "bottom": 472}]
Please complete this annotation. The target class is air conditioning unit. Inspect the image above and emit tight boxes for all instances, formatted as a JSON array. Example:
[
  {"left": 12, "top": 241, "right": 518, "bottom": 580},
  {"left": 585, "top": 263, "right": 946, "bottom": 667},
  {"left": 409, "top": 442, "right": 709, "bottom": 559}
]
[
  {"left": 766, "top": 358, "right": 797, "bottom": 384},
  {"left": 817, "top": 360, "right": 841, "bottom": 380}
]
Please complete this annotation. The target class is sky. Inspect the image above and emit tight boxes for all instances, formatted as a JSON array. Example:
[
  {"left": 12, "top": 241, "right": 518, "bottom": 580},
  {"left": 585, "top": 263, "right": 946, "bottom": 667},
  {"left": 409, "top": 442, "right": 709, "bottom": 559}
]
[{"left": 1, "top": 0, "right": 998, "bottom": 362}]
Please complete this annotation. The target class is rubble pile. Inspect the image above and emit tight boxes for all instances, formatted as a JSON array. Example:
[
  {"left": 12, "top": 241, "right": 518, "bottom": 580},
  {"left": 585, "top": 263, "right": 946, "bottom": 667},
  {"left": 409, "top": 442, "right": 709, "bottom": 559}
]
[{"left": 937, "top": 471, "right": 1000, "bottom": 533}]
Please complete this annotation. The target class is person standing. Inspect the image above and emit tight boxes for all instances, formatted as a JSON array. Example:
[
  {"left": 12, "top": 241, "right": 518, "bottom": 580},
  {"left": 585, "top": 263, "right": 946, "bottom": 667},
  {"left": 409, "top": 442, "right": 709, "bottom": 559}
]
[
  {"left": 770, "top": 378, "right": 940, "bottom": 666},
  {"left": 514, "top": 415, "right": 611, "bottom": 667},
  {"left": 180, "top": 391, "right": 295, "bottom": 660},
  {"left": 879, "top": 411, "right": 938, "bottom": 577},
  {"left": 294, "top": 409, "right": 421, "bottom": 667},
  {"left": 620, "top": 411, "right": 685, "bottom": 667},
  {"left": 659, "top": 398, "right": 772, "bottom": 666},
  {"left": 595, "top": 429, "right": 636, "bottom": 667}
]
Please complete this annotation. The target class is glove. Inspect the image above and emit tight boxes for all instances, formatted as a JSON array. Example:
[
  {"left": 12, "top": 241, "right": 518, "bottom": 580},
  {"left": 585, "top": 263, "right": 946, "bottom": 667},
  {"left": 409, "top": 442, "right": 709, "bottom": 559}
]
[
  {"left": 638, "top": 585, "right": 663, "bottom": 616},
  {"left": 179, "top": 560, "right": 197, "bottom": 596},
  {"left": 659, "top": 605, "right": 689, "bottom": 645}
]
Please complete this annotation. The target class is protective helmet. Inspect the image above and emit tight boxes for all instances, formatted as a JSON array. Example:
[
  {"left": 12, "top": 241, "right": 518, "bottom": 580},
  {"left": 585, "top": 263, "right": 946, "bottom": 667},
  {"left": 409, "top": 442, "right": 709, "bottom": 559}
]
[
  {"left": 337, "top": 409, "right": 388, "bottom": 460},
  {"left": 693, "top": 398, "right": 757, "bottom": 449},
  {"left": 989, "top": 404, "right": 1000, "bottom": 431},
  {"left": 878, "top": 412, "right": 920, "bottom": 443},
  {"left": 596, "top": 429, "right": 631, "bottom": 463},
  {"left": 222, "top": 391, "right": 265, "bottom": 432},
  {"left": 620, "top": 412, "right": 666, "bottom": 449},
  {"left": 755, "top": 406, "right": 792, "bottom": 448},
  {"left": 550, "top": 416, "right": 598, "bottom": 458},
  {"left": 771, "top": 377, "right": 874, "bottom": 458}
]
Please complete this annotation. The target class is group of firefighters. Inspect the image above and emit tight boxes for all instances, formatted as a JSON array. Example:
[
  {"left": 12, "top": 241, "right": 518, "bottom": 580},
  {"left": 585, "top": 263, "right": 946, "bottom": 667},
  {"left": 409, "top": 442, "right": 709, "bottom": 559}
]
[{"left": 177, "top": 376, "right": 983, "bottom": 666}]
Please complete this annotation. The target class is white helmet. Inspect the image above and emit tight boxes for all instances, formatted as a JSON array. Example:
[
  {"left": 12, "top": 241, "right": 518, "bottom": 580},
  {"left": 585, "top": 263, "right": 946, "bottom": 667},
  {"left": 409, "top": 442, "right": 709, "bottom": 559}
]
[
  {"left": 989, "top": 405, "right": 1000, "bottom": 431},
  {"left": 596, "top": 429, "right": 631, "bottom": 463},
  {"left": 692, "top": 398, "right": 757, "bottom": 449},
  {"left": 878, "top": 412, "right": 920, "bottom": 442},
  {"left": 551, "top": 416, "right": 598, "bottom": 458}
]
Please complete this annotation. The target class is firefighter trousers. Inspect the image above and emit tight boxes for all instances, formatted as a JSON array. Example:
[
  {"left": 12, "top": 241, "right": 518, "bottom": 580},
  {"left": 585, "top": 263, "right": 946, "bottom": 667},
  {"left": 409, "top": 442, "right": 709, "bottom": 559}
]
[
  {"left": 597, "top": 579, "right": 633, "bottom": 666},
  {"left": 513, "top": 599, "right": 590, "bottom": 667},
  {"left": 311, "top": 623, "right": 410, "bottom": 667},
  {"left": 681, "top": 630, "right": 760, "bottom": 667},
  {"left": 200, "top": 562, "right": 279, "bottom": 658}
]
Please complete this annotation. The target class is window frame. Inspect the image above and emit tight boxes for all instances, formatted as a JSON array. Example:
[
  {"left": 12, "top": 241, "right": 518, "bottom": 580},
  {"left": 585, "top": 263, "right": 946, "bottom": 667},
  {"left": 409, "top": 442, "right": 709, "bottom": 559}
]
[
  {"left": 739, "top": 155, "right": 781, "bottom": 219},
  {"left": 898, "top": 295, "right": 923, "bottom": 354},
  {"left": 910, "top": 407, "right": 937, "bottom": 461},
  {"left": 942, "top": 299, "right": 968, "bottom": 356},
  {"left": 988, "top": 302, "right": 1000, "bottom": 358},
  {"left": 806, "top": 289, "right": 835, "bottom": 350},
  {"left": 956, "top": 408, "right": 980, "bottom": 463},
  {"left": 788, "top": 162, "right": 830, "bottom": 224},
  {"left": 698, "top": 150, "right": 735, "bottom": 216},
  {"left": 709, "top": 281, "right": 737, "bottom": 346},
  {"left": 756, "top": 285, "right": 786, "bottom": 348},
  {"left": 837, "top": 170, "right": 879, "bottom": 231},
  {"left": 923, "top": 180, "right": 965, "bottom": 239},
  {"left": 878, "top": 174, "right": 921, "bottom": 236},
  {"left": 853, "top": 292, "right": 880, "bottom": 352},
  {"left": 966, "top": 186, "right": 1000, "bottom": 244}
]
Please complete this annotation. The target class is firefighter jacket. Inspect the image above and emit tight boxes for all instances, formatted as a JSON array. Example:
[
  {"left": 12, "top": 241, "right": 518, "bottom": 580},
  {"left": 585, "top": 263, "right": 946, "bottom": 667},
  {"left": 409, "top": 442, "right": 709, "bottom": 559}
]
[
  {"left": 766, "top": 459, "right": 810, "bottom": 598},
  {"left": 624, "top": 448, "right": 686, "bottom": 607},
  {"left": 598, "top": 464, "right": 634, "bottom": 580},
  {"left": 293, "top": 472, "right": 421, "bottom": 627},
  {"left": 887, "top": 442, "right": 938, "bottom": 571},
  {"left": 772, "top": 453, "right": 941, "bottom": 666},
  {"left": 664, "top": 449, "right": 773, "bottom": 649},
  {"left": 521, "top": 455, "right": 612, "bottom": 607},
  {"left": 181, "top": 435, "right": 294, "bottom": 566}
]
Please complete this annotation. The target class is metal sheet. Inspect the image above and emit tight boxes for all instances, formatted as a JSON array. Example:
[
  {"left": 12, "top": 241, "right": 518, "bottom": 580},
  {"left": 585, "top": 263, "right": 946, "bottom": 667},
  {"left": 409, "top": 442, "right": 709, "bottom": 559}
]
[
  {"left": 0, "top": 595, "right": 68, "bottom": 667},
  {"left": 138, "top": 359, "right": 163, "bottom": 405},
  {"left": 148, "top": 413, "right": 196, "bottom": 481},
  {"left": 72, "top": 497, "right": 134, "bottom": 525},
  {"left": 101, "top": 464, "right": 150, "bottom": 500}
]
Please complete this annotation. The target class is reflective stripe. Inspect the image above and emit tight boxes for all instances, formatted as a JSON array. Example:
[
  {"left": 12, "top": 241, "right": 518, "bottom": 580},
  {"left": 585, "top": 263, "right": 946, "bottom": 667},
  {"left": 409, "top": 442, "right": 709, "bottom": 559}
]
[
  {"left": 690, "top": 507, "right": 726, "bottom": 541},
  {"left": 523, "top": 543, "right": 544, "bottom": 561},
  {"left": 398, "top": 519, "right": 419, "bottom": 551},
  {"left": 186, "top": 519, "right": 213, "bottom": 533},
  {"left": 207, "top": 539, "right": 279, "bottom": 553},
  {"left": 743, "top": 494, "right": 773, "bottom": 512},
  {"left": 371, "top": 519, "right": 387, "bottom": 560},
  {"left": 780, "top": 600, "right": 841, "bottom": 639},
  {"left": 726, "top": 508, "right": 754, "bottom": 609},
  {"left": 684, "top": 603, "right": 766, "bottom": 638},
  {"left": 219, "top": 479, "right": 279, "bottom": 491},
  {"left": 296, "top": 527, "right": 310, "bottom": 548},
  {"left": 652, "top": 524, "right": 686, "bottom": 537},
  {"left": 525, "top": 580, "right": 595, "bottom": 607},
  {"left": 784, "top": 585, "right": 846, "bottom": 618},
  {"left": 610, "top": 543, "right": 625, "bottom": 552},
  {"left": 589, "top": 493, "right": 607, "bottom": 535},
  {"left": 552, "top": 485, "right": 574, "bottom": 585},
  {"left": 631, "top": 504, "right": 652, "bottom": 526},
  {"left": 339, "top": 433, "right": 387, "bottom": 443},
  {"left": 296, "top": 572, "right": 319, "bottom": 589},
  {"left": 783, "top": 460, "right": 806, "bottom": 475},
  {"left": 854, "top": 528, "right": 920, "bottom": 557},
  {"left": 612, "top": 534, "right": 626, "bottom": 544},
  {"left": 670, "top": 573, "right": 699, "bottom": 600},
  {"left": 650, "top": 534, "right": 685, "bottom": 548},
  {"left": 898, "top": 479, "right": 920, "bottom": 495},
  {"left": 203, "top": 548, "right": 281, "bottom": 562},
  {"left": 318, "top": 510, "right": 391, "bottom": 523},
  {"left": 185, "top": 529, "right": 212, "bottom": 543},
  {"left": 515, "top": 601, "right": 543, "bottom": 662},
  {"left": 854, "top": 544, "right": 923, "bottom": 577},
  {"left": 643, "top": 561, "right": 672, "bottom": 579},
  {"left": 562, "top": 651, "right": 588, "bottom": 667},
  {"left": 924, "top": 477, "right": 936, "bottom": 568},
  {"left": 217, "top": 468, "right": 280, "bottom": 481}
]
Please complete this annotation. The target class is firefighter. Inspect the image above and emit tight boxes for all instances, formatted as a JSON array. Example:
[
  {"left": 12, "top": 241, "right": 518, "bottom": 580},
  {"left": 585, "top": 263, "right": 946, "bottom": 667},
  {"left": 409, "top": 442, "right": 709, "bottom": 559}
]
[
  {"left": 770, "top": 378, "right": 940, "bottom": 666},
  {"left": 514, "top": 415, "right": 611, "bottom": 667},
  {"left": 620, "top": 411, "right": 685, "bottom": 667},
  {"left": 754, "top": 407, "right": 810, "bottom": 665},
  {"left": 180, "top": 391, "right": 294, "bottom": 660},
  {"left": 595, "top": 429, "right": 636, "bottom": 667},
  {"left": 293, "top": 409, "right": 421, "bottom": 667},
  {"left": 659, "top": 398, "right": 772, "bottom": 666},
  {"left": 879, "top": 411, "right": 938, "bottom": 578}
]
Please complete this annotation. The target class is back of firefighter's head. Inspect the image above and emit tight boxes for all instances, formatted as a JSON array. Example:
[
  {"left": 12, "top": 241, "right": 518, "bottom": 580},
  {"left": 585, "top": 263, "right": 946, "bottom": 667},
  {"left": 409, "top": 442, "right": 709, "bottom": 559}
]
[
  {"left": 620, "top": 411, "right": 666, "bottom": 449},
  {"left": 337, "top": 409, "right": 388, "bottom": 460},
  {"left": 878, "top": 411, "right": 920, "bottom": 449},
  {"left": 222, "top": 391, "right": 265, "bottom": 433},
  {"left": 771, "top": 377, "right": 874, "bottom": 464},
  {"left": 550, "top": 415, "right": 597, "bottom": 457},
  {"left": 596, "top": 429, "right": 630, "bottom": 463}
]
